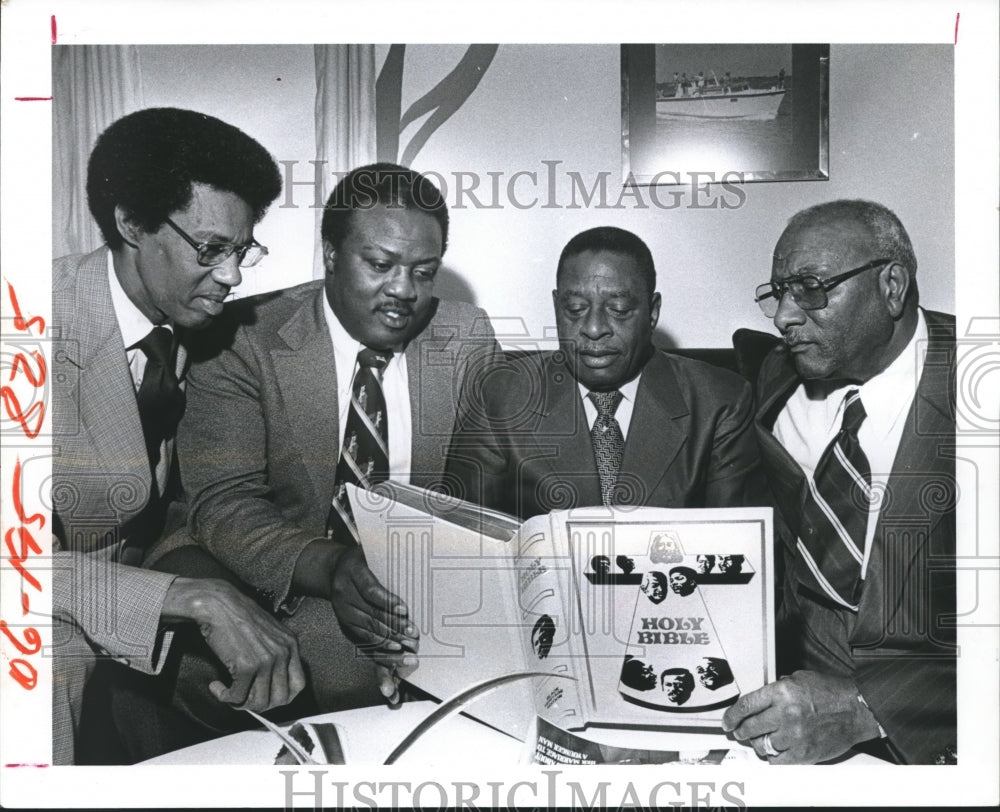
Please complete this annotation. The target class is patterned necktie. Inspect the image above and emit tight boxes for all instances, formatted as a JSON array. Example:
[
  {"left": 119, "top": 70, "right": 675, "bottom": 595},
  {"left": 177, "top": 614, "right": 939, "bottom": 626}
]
[
  {"left": 588, "top": 390, "right": 625, "bottom": 506},
  {"left": 326, "top": 347, "right": 392, "bottom": 544},
  {"left": 797, "top": 389, "right": 872, "bottom": 609},
  {"left": 133, "top": 326, "right": 185, "bottom": 470}
]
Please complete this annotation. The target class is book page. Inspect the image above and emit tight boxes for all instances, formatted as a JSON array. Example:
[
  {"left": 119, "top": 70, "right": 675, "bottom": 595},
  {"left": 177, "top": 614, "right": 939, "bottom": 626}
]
[
  {"left": 510, "top": 512, "right": 590, "bottom": 730},
  {"left": 350, "top": 484, "right": 534, "bottom": 738}
]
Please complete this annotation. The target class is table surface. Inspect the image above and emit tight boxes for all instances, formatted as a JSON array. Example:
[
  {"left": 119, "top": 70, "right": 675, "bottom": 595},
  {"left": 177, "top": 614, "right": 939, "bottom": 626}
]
[{"left": 140, "top": 700, "right": 884, "bottom": 766}]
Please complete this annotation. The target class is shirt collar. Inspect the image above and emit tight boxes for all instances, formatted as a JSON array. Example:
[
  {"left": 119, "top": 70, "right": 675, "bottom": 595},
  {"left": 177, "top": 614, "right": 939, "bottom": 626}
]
[
  {"left": 856, "top": 308, "right": 928, "bottom": 435},
  {"left": 802, "top": 309, "right": 928, "bottom": 437},
  {"left": 107, "top": 249, "right": 165, "bottom": 349},
  {"left": 578, "top": 371, "right": 642, "bottom": 404},
  {"left": 322, "top": 292, "right": 365, "bottom": 375}
]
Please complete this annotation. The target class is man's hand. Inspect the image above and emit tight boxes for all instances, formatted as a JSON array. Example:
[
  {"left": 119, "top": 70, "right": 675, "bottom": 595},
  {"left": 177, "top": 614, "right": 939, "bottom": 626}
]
[
  {"left": 329, "top": 547, "right": 419, "bottom": 656},
  {"left": 330, "top": 548, "right": 419, "bottom": 707},
  {"left": 161, "top": 577, "right": 307, "bottom": 712},
  {"left": 721, "top": 670, "right": 882, "bottom": 764}
]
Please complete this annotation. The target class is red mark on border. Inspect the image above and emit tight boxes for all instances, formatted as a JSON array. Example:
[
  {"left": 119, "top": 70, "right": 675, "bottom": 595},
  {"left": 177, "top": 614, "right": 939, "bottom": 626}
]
[
  {"left": 954, "top": 13, "right": 959, "bottom": 44},
  {"left": 14, "top": 97, "right": 53, "bottom": 102},
  {"left": 51, "top": 15, "right": 58, "bottom": 45},
  {"left": 4, "top": 763, "right": 49, "bottom": 768}
]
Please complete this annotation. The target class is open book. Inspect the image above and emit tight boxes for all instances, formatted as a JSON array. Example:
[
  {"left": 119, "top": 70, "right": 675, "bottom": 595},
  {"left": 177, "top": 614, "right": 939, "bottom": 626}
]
[{"left": 349, "top": 482, "right": 774, "bottom": 741}]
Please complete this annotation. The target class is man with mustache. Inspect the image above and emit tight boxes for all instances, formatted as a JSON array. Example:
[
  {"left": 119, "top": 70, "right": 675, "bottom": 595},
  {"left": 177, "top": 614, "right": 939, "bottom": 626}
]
[
  {"left": 724, "top": 200, "right": 956, "bottom": 765},
  {"left": 446, "top": 226, "right": 763, "bottom": 520},
  {"left": 160, "top": 163, "right": 499, "bottom": 724},
  {"left": 51, "top": 107, "right": 305, "bottom": 763}
]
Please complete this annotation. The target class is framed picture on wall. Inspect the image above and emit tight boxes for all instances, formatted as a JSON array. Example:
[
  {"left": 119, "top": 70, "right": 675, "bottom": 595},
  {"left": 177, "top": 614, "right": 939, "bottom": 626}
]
[{"left": 621, "top": 44, "right": 829, "bottom": 185}]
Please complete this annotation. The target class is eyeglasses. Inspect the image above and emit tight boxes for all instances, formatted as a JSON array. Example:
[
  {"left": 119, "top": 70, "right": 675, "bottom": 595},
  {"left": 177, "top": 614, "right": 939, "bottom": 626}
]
[
  {"left": 163, "top": 217, "right": 268, "bottom": 268},
  {"left": 754, "top": 258, "right": 892, "bottom": 318}
]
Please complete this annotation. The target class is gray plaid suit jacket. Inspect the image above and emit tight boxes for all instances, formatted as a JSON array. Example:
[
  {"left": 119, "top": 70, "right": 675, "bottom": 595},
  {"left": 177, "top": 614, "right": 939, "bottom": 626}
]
[
  {"left": 51, "top": 248, "right": 185, "bottom": 763},
  {"left": 52, "top": 247, "right": 182, "bottom": 671}
]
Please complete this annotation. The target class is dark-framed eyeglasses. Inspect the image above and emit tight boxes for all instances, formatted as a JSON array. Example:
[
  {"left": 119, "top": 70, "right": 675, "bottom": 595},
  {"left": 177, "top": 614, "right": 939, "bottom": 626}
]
[
  {"left": 754, "top": 258, "right": 892, "bottom": 318},
  {"left": 163, "top": 217, "right": 268, "bottom": 268}
]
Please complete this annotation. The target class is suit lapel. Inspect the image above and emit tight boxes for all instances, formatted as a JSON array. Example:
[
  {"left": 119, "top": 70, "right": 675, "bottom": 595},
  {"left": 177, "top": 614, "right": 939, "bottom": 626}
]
[
  {"left": 270, "top": 288, "right": 340, "bottom": 504},
  {"left": 620, "top": 351, "right": 689, "bottom": 500},
  {"left": 854, "top": 312, "right": 955, "bottom": 639},
  {"left": 755, "top": 350, "right": 810, "bottom": 551},
  {"left": 535, "top": 355, "right": 603, "bottom": 506},
  {"left": 63, "top": 250, "right": 152, "bottom": 515}
]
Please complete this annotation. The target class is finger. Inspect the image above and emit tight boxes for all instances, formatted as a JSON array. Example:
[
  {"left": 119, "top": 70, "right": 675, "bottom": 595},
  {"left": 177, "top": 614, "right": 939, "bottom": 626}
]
[
  {"left": 731, "top": 706, "right": 783, "bottom": 743},
  {"left": 748, "top": 736, "right": 769, "bottom": 760},
  {"left": 342, "top": 606, "right": 418, "bottom": 649},
  {"left": 366, "top": 648, "right": 418, "bottom": 671},
  {"left": 214, "top": 669, "right": 253, "bottom": 707},
  {"left": 721, "top": 683, "right": 778, "bottom": 731},
  {"left": 352, "top": 566, "right": 409, "bottom": 616},
  {"left": 267, "top": 646, "right": 291, "bottom": 709},
  {"left": 377, "top": 665, "right": 400, "bottom": 704},
  {"left": 240, "top": 659, "right": 273, "bottom": 712},
  {"left": 209, "top": 679, "right": 229, "bottom": 703},
  {"left": 286, "top": 640, "right": 307, "bottom": 700}
]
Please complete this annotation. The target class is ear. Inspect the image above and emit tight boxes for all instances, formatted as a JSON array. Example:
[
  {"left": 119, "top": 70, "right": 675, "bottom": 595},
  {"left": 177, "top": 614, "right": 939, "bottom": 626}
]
[
  {"left": 551, "top": 288, "right": 559, "bottom": 310},
  {"left": 649, "top": 292, "right": 662, "bottom": 329},
  {"left": 114, "top": 205, "right": 145, "bottom": 248},
  {"left": 322, "top": 239, "right": 337, "bottom": 274},
  {"left": 880, "top": 261, "right": 911, "bottom": 318}
]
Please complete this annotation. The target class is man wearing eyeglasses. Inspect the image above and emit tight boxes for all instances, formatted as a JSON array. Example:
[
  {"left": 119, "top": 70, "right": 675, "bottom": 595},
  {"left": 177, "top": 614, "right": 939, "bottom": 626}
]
[
  {"left": 724, "top": 199, "right": 956, "bottom": 765},
  {"left": 51, "top": 107, "right": 306, "bottom": 763}
]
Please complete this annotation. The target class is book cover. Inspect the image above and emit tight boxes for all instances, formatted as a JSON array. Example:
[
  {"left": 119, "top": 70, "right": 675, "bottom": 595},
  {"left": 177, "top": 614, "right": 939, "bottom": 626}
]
[{"left": 350, "top": 483, "right": 774, "bottom": 738}]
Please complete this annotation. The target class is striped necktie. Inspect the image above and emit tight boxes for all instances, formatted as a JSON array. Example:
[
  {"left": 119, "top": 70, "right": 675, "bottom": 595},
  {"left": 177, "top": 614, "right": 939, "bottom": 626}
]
[
  {"left": 797, "top": 389, "right": 872, "bottom": 609},
  {"left": 589, "top": 390, "right": 625, "bottom": 506},
  {"left": 326, "top": 347, "right": 392, "bottom": 544}
]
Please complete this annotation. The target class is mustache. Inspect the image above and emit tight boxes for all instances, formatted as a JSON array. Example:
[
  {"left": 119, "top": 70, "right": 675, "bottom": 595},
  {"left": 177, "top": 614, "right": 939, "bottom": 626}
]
[
  {"left": 778, "top": 331, "right": 810, "bottom": 351},
  {"left": 376, "top": 300, "right": 414, "bottom": 315}
]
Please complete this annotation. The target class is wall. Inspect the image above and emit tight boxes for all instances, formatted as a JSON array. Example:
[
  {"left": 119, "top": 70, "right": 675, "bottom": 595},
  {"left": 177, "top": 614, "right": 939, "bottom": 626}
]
[
  {"left": 139, "top": 44, "right": 317, "bottom": 299},
  {"left": 139, "top": 44, "right": 954, "bottom": 347}
]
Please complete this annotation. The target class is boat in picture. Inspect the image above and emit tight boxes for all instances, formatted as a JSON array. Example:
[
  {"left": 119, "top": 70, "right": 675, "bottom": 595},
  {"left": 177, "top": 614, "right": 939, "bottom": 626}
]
[{"left": 656, "top": 83, "right": 786, "bottom": 121}]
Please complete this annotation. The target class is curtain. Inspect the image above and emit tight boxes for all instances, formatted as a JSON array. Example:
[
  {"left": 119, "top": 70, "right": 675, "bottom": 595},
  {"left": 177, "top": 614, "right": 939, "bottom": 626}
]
[
  {"left": 52, "top": 45, "right": 144, "bottom": 258},
  {"left": 313, "top": 45, "right": 377, "bottom": 278}
]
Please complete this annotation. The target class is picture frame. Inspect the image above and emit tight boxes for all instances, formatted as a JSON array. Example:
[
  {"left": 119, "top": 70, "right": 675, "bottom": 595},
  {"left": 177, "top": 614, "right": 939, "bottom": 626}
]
[{"left": 621, "top": 44, "right": 829, "bottom": 185}]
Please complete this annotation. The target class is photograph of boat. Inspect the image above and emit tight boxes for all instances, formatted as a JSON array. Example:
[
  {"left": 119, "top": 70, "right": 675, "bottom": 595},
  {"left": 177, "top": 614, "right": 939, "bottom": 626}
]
[
  {"left": 656, "top": 83, "right": 786, "bottom": 121},
  {"left": 622, "top": 43, "right": 829, "bottom": 184}
]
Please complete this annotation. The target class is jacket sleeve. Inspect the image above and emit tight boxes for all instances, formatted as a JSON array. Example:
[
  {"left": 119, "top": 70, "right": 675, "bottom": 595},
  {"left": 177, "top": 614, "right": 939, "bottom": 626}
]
[
  {"left": 444, "top": 351, "right": 538, "bottom": 517},
  {"left": 178, "top": 325, "right": 334, "bottom": 611},
  {"left": 703, "top": 377, "right": 769, "bottom": 509},
  {"left": 51, "top": 546, "right": 175, "bottom": 674}
]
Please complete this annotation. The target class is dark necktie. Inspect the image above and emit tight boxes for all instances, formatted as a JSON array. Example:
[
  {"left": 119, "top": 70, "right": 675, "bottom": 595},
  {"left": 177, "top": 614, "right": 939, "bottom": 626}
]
[
  {"left": 798, "top": 389, "right": 872, "bottom": 609},
  {"left": 326, "top": 347, "right": 392, "bottom": 544},
  {"left": 133, "top": 326, "right": 185, "bottom": 471},
  {"left": 588, "top": 390, "right": 625, "bottom": 506},
  {"left": 120, "top": 326, "right": 184, "bottom": 565}
]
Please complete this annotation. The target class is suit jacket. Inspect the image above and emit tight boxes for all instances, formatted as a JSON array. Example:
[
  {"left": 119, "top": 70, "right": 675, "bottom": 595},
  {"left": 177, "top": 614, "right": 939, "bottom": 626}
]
[
  {"left": 52, "top": 247, "right": 181, "bottom": 673},
  {"left": 445, "top": 348, "right": 765, "bottom": 520},
  {"left": 176, "top": 280, "right": 500, "bottom": 610},
  {"left": 751, "top": 309, "right": 956, "bottom": 764}
]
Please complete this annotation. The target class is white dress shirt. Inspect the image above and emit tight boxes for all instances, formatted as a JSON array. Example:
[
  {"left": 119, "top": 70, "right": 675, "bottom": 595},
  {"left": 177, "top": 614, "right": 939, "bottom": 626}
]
[
  {"left": 578, "top": 373, "right": 642, "bottom": 440},
  {"left": 773, "top": 310, "right": 929, "bottom": 579},
  {"left": 323, "top": 296, "right": 412, "bottom": 483}
]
